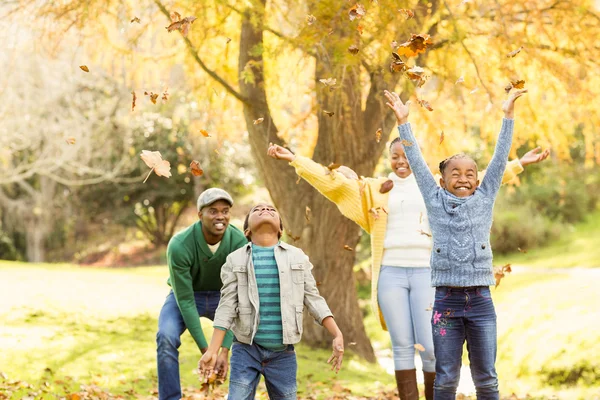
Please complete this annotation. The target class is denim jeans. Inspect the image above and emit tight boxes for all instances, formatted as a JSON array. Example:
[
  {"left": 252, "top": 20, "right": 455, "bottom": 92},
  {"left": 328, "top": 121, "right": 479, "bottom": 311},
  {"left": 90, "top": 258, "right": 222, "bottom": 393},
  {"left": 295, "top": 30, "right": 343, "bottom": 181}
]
[
  {"left": 156, "top": 290, "right": 221, "bottom": 400},
  {"left": 432, "top": 286, "right": 499, "bottom": 400},
  {"left": 228, "top": 341, "right": 297, "bottom": 400},
  {"left": 377, "top": 266, "right": 436, "bottom": 371}
]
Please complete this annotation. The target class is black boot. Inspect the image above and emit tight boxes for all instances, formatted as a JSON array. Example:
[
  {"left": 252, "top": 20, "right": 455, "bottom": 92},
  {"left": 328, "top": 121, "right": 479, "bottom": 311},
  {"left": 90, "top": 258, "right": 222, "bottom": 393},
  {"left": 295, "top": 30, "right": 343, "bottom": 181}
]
[
  {"left": 423, "top": 371, "right": 436, "bottom": 400},
  {"left": 394, "top": 369, "right": 419, "bottom": 400}
]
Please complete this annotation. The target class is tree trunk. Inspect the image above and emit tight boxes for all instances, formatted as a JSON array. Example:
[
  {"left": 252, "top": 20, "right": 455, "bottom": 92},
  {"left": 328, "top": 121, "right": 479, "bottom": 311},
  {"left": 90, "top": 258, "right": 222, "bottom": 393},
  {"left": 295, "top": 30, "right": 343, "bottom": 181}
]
[{"left": 25, "top": 217, "right": 46, "bottom": 263}]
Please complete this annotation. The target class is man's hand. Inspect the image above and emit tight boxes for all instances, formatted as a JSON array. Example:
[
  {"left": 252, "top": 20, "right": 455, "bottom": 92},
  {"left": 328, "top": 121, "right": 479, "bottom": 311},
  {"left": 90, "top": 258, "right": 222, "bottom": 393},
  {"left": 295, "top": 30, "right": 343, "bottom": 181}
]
[
  {"left": 520, "top": 146, "right": 550, "bottom": 167},
  {"left": 214, "top": 348, "right": 229, "bottom": 381},
  {"left": 267, "top": 143, "right": 296, "bottom": 162},
  {"left": 502, "top": 89, "right": 527, "bottom": 119},
  {"left": 198, "top": 349, "right": 218, "bottom": 380},
  {"left": 384, "top": 90, "right": 410, "bottom": 125},
  {"left": 327, "top": 335, "right": 344, "bottom": 374}
]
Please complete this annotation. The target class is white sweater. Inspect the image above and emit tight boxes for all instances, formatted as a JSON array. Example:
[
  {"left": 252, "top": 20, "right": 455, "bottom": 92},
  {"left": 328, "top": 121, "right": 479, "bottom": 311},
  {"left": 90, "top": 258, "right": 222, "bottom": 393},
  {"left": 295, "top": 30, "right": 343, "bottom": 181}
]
[{"left": 381, "top": 172, "right": 432, "bottom": 268}]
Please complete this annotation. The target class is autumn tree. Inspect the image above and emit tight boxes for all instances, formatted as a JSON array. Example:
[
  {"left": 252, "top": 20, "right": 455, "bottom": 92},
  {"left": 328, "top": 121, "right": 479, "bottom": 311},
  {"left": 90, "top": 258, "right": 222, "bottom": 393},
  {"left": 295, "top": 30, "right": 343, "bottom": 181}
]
[{"left": 13, "top": 0, "right": 600, "bottom": 359}]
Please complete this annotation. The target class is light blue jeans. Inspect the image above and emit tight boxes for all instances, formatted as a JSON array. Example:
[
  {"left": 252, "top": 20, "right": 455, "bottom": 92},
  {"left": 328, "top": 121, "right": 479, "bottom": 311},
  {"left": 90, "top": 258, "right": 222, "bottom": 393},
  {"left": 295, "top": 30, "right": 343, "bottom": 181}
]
[{"left": 378, "top": 266, "right": 436, "bottom": 372}]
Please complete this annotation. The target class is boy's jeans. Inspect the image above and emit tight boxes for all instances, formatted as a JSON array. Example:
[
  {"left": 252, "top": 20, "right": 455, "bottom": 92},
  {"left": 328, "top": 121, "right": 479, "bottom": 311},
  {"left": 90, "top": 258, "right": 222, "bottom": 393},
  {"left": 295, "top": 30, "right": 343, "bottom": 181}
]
[
  {"left": 156, "top": 290, "right": 221, "bottom": 400},
  {"left": 228, "top": 341, "right": 297, "bottom": 400},
  {"left": 432, "top": 286, "right": 499, "bottom": 400}
]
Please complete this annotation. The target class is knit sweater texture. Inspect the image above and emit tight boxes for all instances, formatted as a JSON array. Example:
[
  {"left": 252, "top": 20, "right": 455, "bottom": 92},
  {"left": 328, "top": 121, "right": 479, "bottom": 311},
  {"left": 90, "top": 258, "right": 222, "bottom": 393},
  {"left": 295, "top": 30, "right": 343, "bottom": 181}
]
[{"left": 398, "top": 118, "right": 515, "bottom": 287}]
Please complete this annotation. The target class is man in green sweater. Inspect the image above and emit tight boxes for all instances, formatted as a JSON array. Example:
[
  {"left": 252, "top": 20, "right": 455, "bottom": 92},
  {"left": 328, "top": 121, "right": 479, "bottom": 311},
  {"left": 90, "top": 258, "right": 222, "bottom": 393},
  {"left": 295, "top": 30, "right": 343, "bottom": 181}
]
[{"left": 157, "top": 188, "right": 248, "bottom": 400}]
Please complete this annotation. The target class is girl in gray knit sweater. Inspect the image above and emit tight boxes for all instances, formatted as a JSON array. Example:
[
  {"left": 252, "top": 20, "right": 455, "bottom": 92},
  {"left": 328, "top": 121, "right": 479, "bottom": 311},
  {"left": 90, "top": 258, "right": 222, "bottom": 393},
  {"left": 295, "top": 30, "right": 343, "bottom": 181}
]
[{"left": 385, "top": 89, "right": 526, "bottom": 400}]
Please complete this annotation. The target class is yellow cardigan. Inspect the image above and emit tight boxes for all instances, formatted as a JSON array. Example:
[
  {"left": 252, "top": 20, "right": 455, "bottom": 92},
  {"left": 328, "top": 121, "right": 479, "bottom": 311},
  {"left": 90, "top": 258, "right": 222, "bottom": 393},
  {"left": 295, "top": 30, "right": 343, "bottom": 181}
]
[{"left": 290, "top": 156, "right": 524, "bottom": 331}]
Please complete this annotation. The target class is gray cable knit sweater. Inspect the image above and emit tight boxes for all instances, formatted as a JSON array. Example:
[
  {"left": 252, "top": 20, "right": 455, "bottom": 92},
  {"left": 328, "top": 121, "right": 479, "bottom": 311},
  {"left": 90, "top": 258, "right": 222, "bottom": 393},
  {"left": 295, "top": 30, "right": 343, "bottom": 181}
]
[{"left": 397, "top": 118, "right": 515, "bottom": 287}]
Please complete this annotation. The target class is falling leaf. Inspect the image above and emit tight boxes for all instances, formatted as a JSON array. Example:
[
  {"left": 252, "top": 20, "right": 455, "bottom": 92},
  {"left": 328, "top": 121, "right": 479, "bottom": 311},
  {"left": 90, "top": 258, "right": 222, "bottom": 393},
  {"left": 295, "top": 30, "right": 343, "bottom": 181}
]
[
  {"left": 381, "top": 206, "right": 388, "bottom": 214},
  {"left": 400, "top": 139, "right": 414, "bottom": 147},
  {"left": 170, "top": 11, "right": 181, "bottom": 22},
  {"left": 140, "top": 150, "right": 172, "bottom": 183},
  {"left": 166, "top": 15, "right": 197, "bottom": 37},
  {"left": 390, "top": 52, "right": 408, "bottom": 73},
  {"left": 348, "top": 3, "right": 366, "bottom": 21},
  {"left": 418, "top": 229, "right": 432, "bottom": 237},
  {"left": 470, "top": 86, "right": 479, "bottom": 94},
  {"left": 162, "top": 88, "right": 169, "bottom": 102},
  {"left": 406, "top": 66, "right": 427, "bottom": 87},
  {"left": 507, "top": 46, "right": 524, "bottom": 58},
  {"left": 319, "top": 78, "right": 337, "bottom": 87},
  {"left": 398, "top": 9, "right": 414, "bottom": 18},
  {"left": 79, "top": 65, "right": 89, "bottom": 72},
  {"left": 200, "top": 129, "right": 211, "bottom": 137},
  {"left": 343, "top": 245, "right": 354, "bottom": 251},
  {"left": 376, "top": 128, "right": 382, "bottom": 143},
  {"left": 70, "top": 394, "right": 81, "bottom": 400},
  {"left": 348, "top": 45, "right": 360, "bottom": 55},
  {"left": 144, "top": 91, "right": 159, "bottom": 104},
  {"left": 504, "top": 83, "right": 514, "bottom": 94},
  {"left": 130, "top": 17, "right": 140, "bottom": 23},
  {"left": 455, "top": 76, "right": 464, "bottom": 84},
  {"left": 391, "top": 40, "right": 399, "bottom": 49},
  {"left": 494, "top": 263, "right": 512, "bottom": 287},
  {"left": 416, "top": 98, "right": 433, "bottom": 112},
  {"left": 440, "top": 130, "right": 445, "bottom": 144},
  {"left": 190, "top": 160, "right": 203, "bottom": 177},
  {"left": 395, "top": 34, "right": 433, "bottom": 58},
  {"left": 357, "top": 25, "right": 364, "bottom": 35},
  {"left": 305, "top": 206, "right": 312, "bottom": 223},
  {"left": 226, "top": 37, "right": 232, "bottom": 44},
  {"left": 131, "top": 91, "right": 136, "bottom": 111},
  {"left": 323, "top": 110, "right": 335, "bottom": 117},
  {"left": 326, "top": 163, "right": 341, "bottom": 175},
  {"left": 414, "top": 343, "right": 426, "bottom": 352},
  {"left": 505, "top": 79, "right": 525, "bottom": 94},
  {"left": 517, "top": 247, "right": 528, "bottom": 253},
  {"left": 65, "top": 137, "right": 76, "bottom": 145},
  {"left": 253, "top": 118, "right": 264, "bottom": 125},
  {"left": 306, "top": 14, "right": 316, "bottom": 25},
  {"left": 287, "top": 231, "right": 301, "bottom": 242}
]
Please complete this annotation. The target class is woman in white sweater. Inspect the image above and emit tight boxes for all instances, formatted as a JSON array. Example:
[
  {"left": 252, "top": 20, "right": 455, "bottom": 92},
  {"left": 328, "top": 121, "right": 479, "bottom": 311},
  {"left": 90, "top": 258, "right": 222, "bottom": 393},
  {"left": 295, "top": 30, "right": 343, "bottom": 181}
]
[{"left": 268, "top": 140, "right": 548, "bottom": 400}]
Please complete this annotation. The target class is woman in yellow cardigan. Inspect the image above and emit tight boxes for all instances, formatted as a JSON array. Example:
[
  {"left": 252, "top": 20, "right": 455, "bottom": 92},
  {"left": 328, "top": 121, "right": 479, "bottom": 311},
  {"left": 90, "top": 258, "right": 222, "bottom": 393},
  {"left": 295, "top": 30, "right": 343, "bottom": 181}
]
[{"left": 267, "top": 141, "right": 548, "bottom": 399}]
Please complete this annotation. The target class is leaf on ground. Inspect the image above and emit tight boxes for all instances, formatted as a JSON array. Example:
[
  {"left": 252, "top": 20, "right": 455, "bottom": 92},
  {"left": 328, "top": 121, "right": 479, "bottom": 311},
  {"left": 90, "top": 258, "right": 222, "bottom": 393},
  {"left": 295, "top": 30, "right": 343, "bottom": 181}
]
[
  {"left": 343, "top": 245, "right": 354, "bottom": 251},
  {"left": 507, "top": 46, "right": 524, "bottom": 58},
  {"left": 130, "top": 17, "right": 140, "bottom": 23},
  {"left": 414, "top": 343, "right": 426, "bottom": 351},
  {"left": 131, "top": 91, "right": 136, "bottom": 111},
  {"left": 416, "top": 98, "right": 433, "bottom": 111},
  {"left": 65, "top": 137, "right": 76, "bottom": 145},
  {"left": 395, "top": 34, "right": 433, "bottom": 58},
  {"left": 140, "top": 150, "right": 172, "bottom": 182},
  {"left": 349, "top": 3, "right": 366, "bottom": 21},
  {"left": 398, "top": 9, "right": 414, "bottom": 19},
  {"left": 376, "top": 128, "right": 382, "bottom": 143},
  {"left": 323, "top": 110, "right": 335, "bottom": 117},
  {"left": 348, "top": 45, "right": 360, "bottom": 55},
  {"left": 79, "top": 65, "right": 89, "bottom": 72},
  {"left": 190, "top": 160, "right": 203, "bottom": 177},
  {"left": 306, "top": 14, "right": 316, "bottom": 25},
  {"left": 253, "top": 118, "right": 264, "bottom": 125},
  {"left": 305, "top": 206, "right": 311, "bottom": 223}
]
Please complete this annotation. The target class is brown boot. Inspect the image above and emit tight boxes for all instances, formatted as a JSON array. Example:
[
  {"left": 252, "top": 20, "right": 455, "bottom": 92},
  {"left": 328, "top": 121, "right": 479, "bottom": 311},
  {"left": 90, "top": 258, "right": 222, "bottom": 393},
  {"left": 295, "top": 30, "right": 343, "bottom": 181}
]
[
  {"left": 423, "top": 371, "right": 436, "bottom": 400},
  {"left": 394, "top": 369, "right": 419, "bottom": 400}
]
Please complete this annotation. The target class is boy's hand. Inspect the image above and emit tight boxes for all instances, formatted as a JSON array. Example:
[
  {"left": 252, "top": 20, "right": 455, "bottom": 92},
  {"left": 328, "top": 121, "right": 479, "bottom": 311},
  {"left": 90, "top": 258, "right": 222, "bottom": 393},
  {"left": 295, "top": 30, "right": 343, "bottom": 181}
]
[
  {"left": 502, "top": 89, "right": 527, "bottom": 119},
  {"left": 214, "top": 348, "right": 229, "bottom": 381},
  {"left": 198, "top": 349, "right": 218, "bottom": 380},
  {"left": 267, "top": 142, "right": 295, "bottom": 162},
  {"left": 520, "top": 146, "right": 550, "bottom": 167},
  {"left": 327, "top": 335, "right": 344, "bottom": 373},
  {"left": 384, "top": 90, "right": 410, "bottom": 125}
]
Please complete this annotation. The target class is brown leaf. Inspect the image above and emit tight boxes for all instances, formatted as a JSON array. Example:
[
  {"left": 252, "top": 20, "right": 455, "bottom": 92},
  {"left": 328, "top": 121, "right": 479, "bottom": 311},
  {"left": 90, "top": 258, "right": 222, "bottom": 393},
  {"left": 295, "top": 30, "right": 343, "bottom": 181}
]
[
  {"left": 306, "top": 14, "right": 316, "bottom": 25},
  {"left": 357, "top": 25, "right": 364, "bottom": 35},
  {"left": 305, "top": 206, "right": 311, "bottom": 223},
  {"left": 286, "top": 231, "right": 301, "bottom": 242},
  {"left": 504, "top": 83, "right": 514, "bottom": 94},
  {"left": 440, "top": 130, "right": 445, "bottom": 144},
  {"left": 505, "top": 79, "right": 526, "bottom": 94},
  {"left": 323, "top": 110, "right": 335, "bottom": 117},
  {"left": 381, "top": 206, "right": 388, "bottom": 214},
  {"left": 395, "top": 34, "right": 433, "bottom": 58},
  {"left": 79, "top": 65, "right": 89, "bottom": 72},
  {"left": 170, "top": 11, "right": 181, "bottom": 23},
  {"left": 376, "top": 128, "right": 382, "bottom": 143},
  {"left": 390, "top": 60, "right": 408, "bottom": 73},
  {"left": 140, "top": 150, "right": 172, "bottom": 182},
  {"left": 130, "top": 17, "right": 140, "bottom": 23},
  {"left": 200, "top": 129, "right": 211, "bottom": 137},
  {"left": 414, "top": 343, "right": 426, "bottom": 352},
  {"left": 166, "top": 16, "right": 197, "bottom": 37},
  {"left": 348, "top": 45, "right": 360, "bottom": 55},
  {"left": 326, "top": 163, "right": 341, "bottom": 175},
  {"left": 70, "top": 394, "right": 81, "bottom": 400},
  {"left": 226, "top": 37, "right": 232, "bottom": 44},
  {"left": 494, "top": 263, "right": 512, "bottom": 287},
  {"left": 416, "top": 98, "right": 433, "bottom": 112},
  {"left": 190, "top": 160, "right": 203, "bottom": 176},
  {"left": 406, "top": 66, "right": 427, "bottom": 87},
  {"left": 400, "top": 139, "right": 414, "bottom": 147},
  {"left": 144, "top": 91, "right": 159, "bottom": 104},
  {"left": 131, "top": 91, "right": 136, "bottom": 111},
  {"left": 507, "top": 46, "right": 524, "bottom": 58},
  {"left": 253, "top": 118, "right": 264, "bottom": 125},
  {"left": 65, "top": 137, "right": 76, "bottom": 145},
  {"left": 343, "top": 245, "right": 354, "bottom": 251},
  {"left": 418, "top": 229, "right": 432, "bottom": 237},
  {"left": 348, "top": 3, "right": 366, "bottom": 21},
  {"left": 380, "top": 179, "right": 394, "bottom": 194},
  {"left": 162, "top": 88, "right": 169, "bottom": 102},
  {"left": 398, "top": 9, "right": 414, "bottom": 19}
]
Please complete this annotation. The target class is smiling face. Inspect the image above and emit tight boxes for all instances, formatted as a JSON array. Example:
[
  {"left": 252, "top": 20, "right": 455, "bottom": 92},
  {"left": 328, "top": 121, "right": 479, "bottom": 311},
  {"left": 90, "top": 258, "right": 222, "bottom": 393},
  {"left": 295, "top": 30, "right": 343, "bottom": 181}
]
[
  {"left": 440, "top": 157, "right": 480, "bottom": 198},
  {"left": 244, "top": 204, "right": 283, "bottom": 240},
  {"left": 390, "top": 142, "right": 412, "bottom": 178},
  {"left": 198, "top": 199, "right": 231, "bottom": 241}
]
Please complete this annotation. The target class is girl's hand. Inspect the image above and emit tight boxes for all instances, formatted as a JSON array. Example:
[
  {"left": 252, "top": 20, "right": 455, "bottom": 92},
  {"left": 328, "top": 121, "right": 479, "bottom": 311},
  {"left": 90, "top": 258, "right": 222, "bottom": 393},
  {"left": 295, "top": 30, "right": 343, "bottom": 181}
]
[
  {"left": 198, "top": 349, "right": 218, "bottom": 380},
  {"left": 267, "top": 142, "right": 296, "bottom": 162},
  {"left": 384, "top": 90, "right": 410, "bottom": 125},
  {"left": 502, "top": 89, "right": 527, "bottom": 119},
  {"left": 327, "top": 335, "right": 344, "bottom": 373},
  {"left": 520, "top": 146, "right": 550, "bottom": 167}
]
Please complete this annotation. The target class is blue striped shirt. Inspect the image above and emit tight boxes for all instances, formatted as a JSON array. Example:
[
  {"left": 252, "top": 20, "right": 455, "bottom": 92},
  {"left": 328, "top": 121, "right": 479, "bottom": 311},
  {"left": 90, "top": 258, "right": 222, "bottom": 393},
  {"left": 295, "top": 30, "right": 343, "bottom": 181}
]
[{"left": 252, "top": 244, "right": 285, "bottom": 351}]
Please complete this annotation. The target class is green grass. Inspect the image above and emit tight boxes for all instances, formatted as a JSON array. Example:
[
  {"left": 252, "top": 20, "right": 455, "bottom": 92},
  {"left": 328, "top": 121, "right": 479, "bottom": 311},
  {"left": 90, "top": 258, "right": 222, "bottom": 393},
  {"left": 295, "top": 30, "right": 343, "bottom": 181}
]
[{"left": 494, "top": 210, "right": 600, "bottom": 268}]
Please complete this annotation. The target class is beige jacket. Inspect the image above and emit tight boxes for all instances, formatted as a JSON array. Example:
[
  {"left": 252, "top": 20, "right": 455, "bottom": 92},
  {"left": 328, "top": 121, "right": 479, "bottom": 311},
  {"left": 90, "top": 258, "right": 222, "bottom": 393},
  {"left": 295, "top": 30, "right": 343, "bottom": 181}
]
[{"left": 213, "top": 241, "right": 333, "bottom": 345}]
